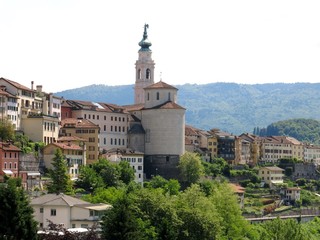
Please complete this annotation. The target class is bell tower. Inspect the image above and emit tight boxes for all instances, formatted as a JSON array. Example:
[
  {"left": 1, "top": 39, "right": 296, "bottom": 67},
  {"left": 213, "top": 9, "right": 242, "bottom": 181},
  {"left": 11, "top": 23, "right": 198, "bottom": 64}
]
[{"left": 134, "top": 24, "right": 155, "bottom": 104}]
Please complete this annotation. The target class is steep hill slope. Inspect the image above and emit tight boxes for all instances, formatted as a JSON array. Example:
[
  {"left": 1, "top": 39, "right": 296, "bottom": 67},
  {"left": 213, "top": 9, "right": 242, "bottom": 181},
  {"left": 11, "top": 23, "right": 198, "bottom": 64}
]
[{"left": 55, "top": 82, "right": 320, "bottom": 134}]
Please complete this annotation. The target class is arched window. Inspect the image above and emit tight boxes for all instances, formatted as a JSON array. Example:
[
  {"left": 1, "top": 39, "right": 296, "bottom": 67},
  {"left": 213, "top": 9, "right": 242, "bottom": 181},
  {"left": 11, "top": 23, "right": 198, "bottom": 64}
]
[
  {"left": 156, "top": 92, "right": 160, "bottom": 100},
  {"left": 146, "top": 69, "right": 151, "bottom": 79},
  {"left": 138, "top": 69, "right": 141, "bottom": 80}
]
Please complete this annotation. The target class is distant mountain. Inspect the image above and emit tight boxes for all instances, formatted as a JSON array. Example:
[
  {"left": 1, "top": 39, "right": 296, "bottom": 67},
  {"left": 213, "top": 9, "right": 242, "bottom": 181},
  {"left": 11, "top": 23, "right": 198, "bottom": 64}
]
[
  {"left": 55, "top": 82, "right": 320, "bottom": 135},
  {"left": 255, "top": 118, "right": 320, "bottom": 144}
]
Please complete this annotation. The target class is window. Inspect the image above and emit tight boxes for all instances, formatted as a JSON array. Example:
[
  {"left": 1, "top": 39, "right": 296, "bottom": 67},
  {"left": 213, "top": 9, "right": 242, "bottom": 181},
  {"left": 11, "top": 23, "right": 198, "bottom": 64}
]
[
  {"left": 138, "top": 166, "right": 142, "bottom": 170},
  {"left": 104, "top": 116, "right": 106, "bottom": 120},
  {"left": 156, "top": 92, "right": 160, "bottom": 100},
  {"left": 104, "top": 125, "right": 106, "bottom": 131},
  {"left": 147, "top": 93, "right": 150, "bottom": 101},
  {"left": 146, "top": 69, "right": 151, "bottom": 79},
  {"left": 72, "top": 224, "right": 76, "bottom": 228},
  {"left": 81, "top": 224, "right": 88, "bottom": 228},
  {"left": 111, "top": 138, "right": 113, "bottom": 145},
  {"left": 51, "top": 209, "right": 56, "bottom": 216},
  {"left": 40, "top": 208, "right": 43, "bottom": 213}
]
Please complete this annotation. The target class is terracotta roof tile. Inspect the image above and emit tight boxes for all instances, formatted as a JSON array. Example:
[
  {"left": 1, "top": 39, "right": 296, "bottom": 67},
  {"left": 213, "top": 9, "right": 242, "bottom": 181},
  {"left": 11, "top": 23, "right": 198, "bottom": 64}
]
[
  {"left": 144, "top": 101, "right": 185, "bottom": 110},
  {"left": 144, "top": 81, "right": 177, "bottom": 90},
  {"left": 0, "top": 77, "right": 32, "bottom": 92}
]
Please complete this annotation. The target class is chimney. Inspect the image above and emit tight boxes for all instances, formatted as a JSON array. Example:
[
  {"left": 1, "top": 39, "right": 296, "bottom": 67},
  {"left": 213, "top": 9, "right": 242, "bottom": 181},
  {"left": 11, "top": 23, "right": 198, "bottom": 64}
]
[
  {"left": 31, "top": 81, "right": 34, "bottom": 90},
  {"left": 36, "top": 85, "right": 43, "bottom": 93}
]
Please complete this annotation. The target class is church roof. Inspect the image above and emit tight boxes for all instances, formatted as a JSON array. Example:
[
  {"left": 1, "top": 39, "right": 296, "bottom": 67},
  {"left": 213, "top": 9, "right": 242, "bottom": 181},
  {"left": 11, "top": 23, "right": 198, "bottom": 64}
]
[
  {"left": 144, "top": 81, "right": 178, "bottom": 90},
  {"left": 144, "top": 101, "right": 185, "bottom": 110}
]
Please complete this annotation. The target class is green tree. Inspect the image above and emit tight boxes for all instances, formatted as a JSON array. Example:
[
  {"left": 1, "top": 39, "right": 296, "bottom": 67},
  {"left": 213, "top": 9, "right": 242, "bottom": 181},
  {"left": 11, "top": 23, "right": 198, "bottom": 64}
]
[
  {"left": 175, "top": 184, "right": 222, "bottom": 240},
  {"left": 0, "top": 178, "right": 38, "bottom": 240},
  {"left": 75, "top": 165, "right": 105, "bottom": 192},
  {"left": 0, "top": 119, "right": 15, "bottom": 141},
  {"left": 210, "top": 182, "right": 256, "bottom": 239},
  {"left": 257, "top": 217, "right": 310, "bottom": 240},
  {"left": 47, "top": 148, "right": 74, "bottom": 194},
  {"left": 101, "top": 192, "right": 156, "bottom": 240},
  {"left": 178, "top": 152, "right": 204, "bottom": 186},
  {"left": 118, "top": 160, "right": 135, "bottom": 184}
]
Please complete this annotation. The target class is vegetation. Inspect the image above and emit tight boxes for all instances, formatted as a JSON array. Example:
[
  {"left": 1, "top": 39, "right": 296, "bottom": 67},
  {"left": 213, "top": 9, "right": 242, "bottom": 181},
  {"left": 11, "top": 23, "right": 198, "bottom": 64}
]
[
  {"left": 47, "top": 148, "right": 74, "bottom": 195},
  {"left": 255, "top": 118, "right": 320, "bottom": 144},
  {"left": 0, "top": 119, "right": 15, "bottom": 141},
  {"left": 0, "top": 178, "right": 38, "bottom": 240},
  {"left": 178, "top": 152, "right": 204, "bottom": 187},
  {"left": 76, "top": 158, "right": 135, "bottom": 192}
]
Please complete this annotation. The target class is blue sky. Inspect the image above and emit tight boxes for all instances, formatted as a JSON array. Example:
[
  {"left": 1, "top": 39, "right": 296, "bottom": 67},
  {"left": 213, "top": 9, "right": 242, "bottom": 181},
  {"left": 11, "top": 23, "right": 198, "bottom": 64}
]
[{"left": 1, "top": 0, "right": 320, "bottom": 92}]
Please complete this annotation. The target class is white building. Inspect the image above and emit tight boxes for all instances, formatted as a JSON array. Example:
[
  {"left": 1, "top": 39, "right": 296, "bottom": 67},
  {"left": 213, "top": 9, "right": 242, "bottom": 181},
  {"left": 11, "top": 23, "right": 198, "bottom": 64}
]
[
  {"left": 304, "top": 144, "right": 320, "bottom": 165},
  {"left": 31, "top": 193, "right": 111, "bottom": 229},
  {"left": 103, "top": 148, "right": 144, "bottom": 184},
  {"left": 125, "top": 25, "right": 186, "bottom": 179}
]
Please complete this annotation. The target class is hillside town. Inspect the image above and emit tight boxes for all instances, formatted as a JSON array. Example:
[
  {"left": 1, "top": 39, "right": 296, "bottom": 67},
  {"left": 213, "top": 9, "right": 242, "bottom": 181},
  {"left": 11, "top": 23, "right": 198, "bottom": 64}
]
[{"left": 1, "top": 24, "right": 320, "bottom": 238}]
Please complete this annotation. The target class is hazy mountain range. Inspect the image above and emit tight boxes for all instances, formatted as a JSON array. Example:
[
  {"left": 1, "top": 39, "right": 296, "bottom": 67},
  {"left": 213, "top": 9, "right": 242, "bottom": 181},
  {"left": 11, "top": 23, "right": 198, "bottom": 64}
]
[{"left": 55, "top": 82, "right": 320, "bottom": 135}]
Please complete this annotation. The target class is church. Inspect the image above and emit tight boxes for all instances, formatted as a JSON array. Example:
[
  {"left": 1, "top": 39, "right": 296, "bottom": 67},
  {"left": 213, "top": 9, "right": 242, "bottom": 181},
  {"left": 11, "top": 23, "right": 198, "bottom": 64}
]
[{"left": 126, "top": 24, "right": 186, "bottom": 179}]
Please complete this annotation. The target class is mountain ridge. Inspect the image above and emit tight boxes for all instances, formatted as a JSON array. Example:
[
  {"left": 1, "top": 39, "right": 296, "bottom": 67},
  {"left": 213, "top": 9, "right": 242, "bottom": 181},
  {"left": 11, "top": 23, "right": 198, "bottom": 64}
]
[{"left": 55, "top": 82, "right": 320, "bottom": 134}]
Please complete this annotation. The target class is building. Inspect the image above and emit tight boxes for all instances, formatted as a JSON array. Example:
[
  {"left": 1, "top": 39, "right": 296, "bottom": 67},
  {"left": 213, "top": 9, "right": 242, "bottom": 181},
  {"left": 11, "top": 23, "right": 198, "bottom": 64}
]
[
  {"left": 43, "top": 142, "right": 85, "bottom": 180},
  {"left": 128, "top": 80, "right": 185, "bottom": 179},
  {"left": 21, "top": 114, "right": 59, "bottom": 144},
  {"left": 61, "top": 101, "right": 128, "bottom": 156},
  {"left": 304, "top": 144, "right": 320, "bottom": 165},
  {"left": 208, "top": 129, "right": 236, "bottom": 164},
  {"left": 229, "top": 183, "right": 245, "bottom": 209},
  {"left": 237, "top": 133, "right": 260, "bottom": 166},
  {"left": 258, "top": 166, "right": 285, "bottom": 188},
  {"left": 0, "top": 141, "right": 21, "bottom": 181},
  {"left": 103, "top": 148, "right": 144, "bottom": 184},
  {"left": 60, "top": 118, "right": 98, "bottom": 164},
  {"left": 31, "top": 193, "right": 111, "bottom": 229},
  {"left": 260, "top": 136, "right": 303, "bottom": 164},
  {"left": 280, "top": 187, "right": 301, "bottom": 204},
  {"left": 0, "top": 86, "right": 18, "bottom": 128}
]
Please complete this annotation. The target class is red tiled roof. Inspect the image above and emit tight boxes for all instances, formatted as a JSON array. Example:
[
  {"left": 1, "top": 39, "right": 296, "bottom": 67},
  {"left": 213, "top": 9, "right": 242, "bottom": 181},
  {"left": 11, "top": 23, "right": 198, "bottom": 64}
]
[
  {"left": 61, "top": 118, "right": 99, "bottom": 129},
  {"left": 0, "top": 142, "right": 21, "bottom": 152},
  {"left": 144, "top": 81, "right": 178, "bottom": 90},
  {"left": 57, "top": 136, "right": 87, "bottom": 142},
  {"left": 51, "top": 142, "right": 83, "bottom": 150},
  {"left": 229, "top": 183, "right": 245, "bottom": 193},
  {"left": 144, "top": 101, "right": 185, "bottom": 110},
  {"left": 0, "top": 77, "right": 32, "bottom": 92}
]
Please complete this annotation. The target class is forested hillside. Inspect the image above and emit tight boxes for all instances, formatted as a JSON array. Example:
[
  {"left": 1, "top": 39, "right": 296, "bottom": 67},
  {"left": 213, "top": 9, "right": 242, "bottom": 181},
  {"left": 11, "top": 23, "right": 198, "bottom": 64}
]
[
  {"left": 255, "top": 118, "right": 320, "bottom": 144},
  {"left": 55, "top": 82, "right": 320, "bottom": 134}
]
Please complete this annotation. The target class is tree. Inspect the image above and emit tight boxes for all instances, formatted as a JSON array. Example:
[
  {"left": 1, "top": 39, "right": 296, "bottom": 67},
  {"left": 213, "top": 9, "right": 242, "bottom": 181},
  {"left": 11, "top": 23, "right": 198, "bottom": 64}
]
[
  {"left": 118, "top": 160, "right": 135, "bottom": 184},
  {"left": 75, "top": 165, "right": 105, "bottom": 192},
  {"left": 101, "top": 193, "right": 156, "bottom": 240},
  {"left": 47, "top": 148, "right": 74, "bottom": 194},
  {"left": 175, "top": 184, "right": 222, "bottom": 240},
  {"left": 257, "top": 217, "right": 310, "bottom": 240},
  {"left": 178, "top": 152, "right": 204, "bottom": 186},
  {"left": 0, "top": 119, "right": 15, "bottom": 141},
  {"left": 0, "top": 178, "right": 38, "bottom": 239}
]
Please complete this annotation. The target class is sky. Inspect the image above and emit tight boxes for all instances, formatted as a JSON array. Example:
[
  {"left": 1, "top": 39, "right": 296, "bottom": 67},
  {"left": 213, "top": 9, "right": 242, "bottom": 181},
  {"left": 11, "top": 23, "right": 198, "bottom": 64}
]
[{"left": 1, "top": 0, "right": 320, "bottom": 93}]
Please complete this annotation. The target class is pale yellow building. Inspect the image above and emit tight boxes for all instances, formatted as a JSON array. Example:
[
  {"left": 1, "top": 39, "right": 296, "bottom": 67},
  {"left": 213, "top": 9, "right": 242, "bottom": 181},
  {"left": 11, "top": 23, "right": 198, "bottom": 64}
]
[
  {"left": 21, "top": 114, "right": 59, "bottom": 144},
  {"left": 258, "top": 166, "right": 284, "bottom": 188}
]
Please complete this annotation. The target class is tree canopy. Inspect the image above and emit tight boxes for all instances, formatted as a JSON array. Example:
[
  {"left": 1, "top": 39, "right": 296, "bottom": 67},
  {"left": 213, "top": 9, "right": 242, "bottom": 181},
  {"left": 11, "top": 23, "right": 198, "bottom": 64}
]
[
  {"left": 47, "top": 148, "right": 74, "bottom": 195},
  {"left": 0, "top": 178, "right": 38, "bottom": 240}
]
